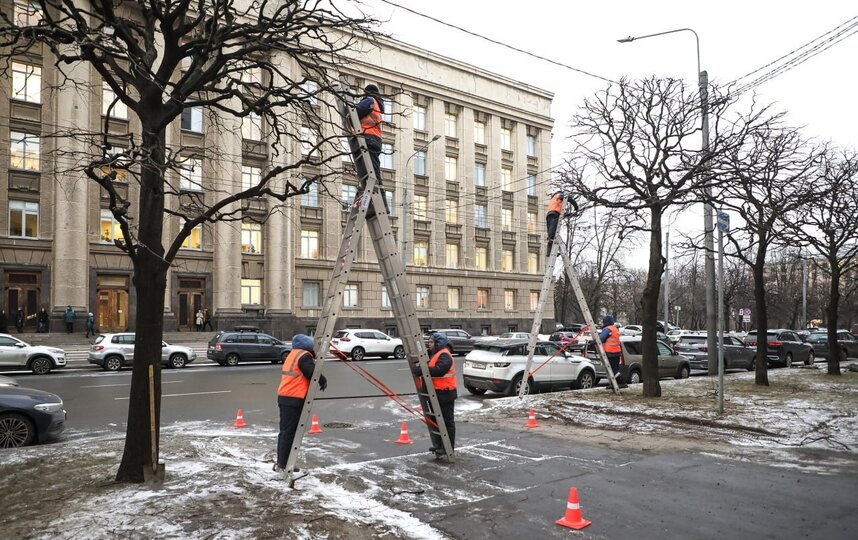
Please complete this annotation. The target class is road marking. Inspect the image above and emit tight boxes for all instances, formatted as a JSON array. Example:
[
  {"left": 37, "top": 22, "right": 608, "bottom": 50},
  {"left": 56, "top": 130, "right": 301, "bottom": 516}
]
[
  {"left": 114, "top": 390, "right": 230, "bottom": 400},
  {"left": 82, "top": 381, "right": 183, "bottom": 388}
]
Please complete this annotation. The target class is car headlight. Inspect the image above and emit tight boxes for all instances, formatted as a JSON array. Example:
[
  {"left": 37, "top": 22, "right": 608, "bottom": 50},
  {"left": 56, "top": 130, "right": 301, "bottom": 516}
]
[
  {"left": 49, "top": 348, "right": 64, "bottom": 354},
  {"left": 35, "top": 401, "right": 64, "bottom": 413}
]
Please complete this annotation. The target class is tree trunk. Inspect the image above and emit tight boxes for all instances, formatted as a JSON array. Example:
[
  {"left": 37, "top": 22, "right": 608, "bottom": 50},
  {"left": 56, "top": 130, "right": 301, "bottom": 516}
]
[
  {"left": 752, "top": 238, "right": 769, "bottom": 386},
  {"left": 641, "top": 206, "right": 663, "bottom": 397},
  {"left": 116, "top": 127, "right": 170, "bottom": 483},
  {"left": 826, "top": 258, "right": 841, "bottom": 376}
]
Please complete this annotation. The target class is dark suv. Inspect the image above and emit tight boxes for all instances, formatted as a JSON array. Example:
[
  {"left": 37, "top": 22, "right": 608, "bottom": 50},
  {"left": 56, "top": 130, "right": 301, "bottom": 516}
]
[
  {"left": 207, "top": 331, "right": 291, "bottom": 366},
  {"left": 424, "top": 329, "right": 475, "bottom": 355},
  {"left": 744, "top": 329, "right": 814, "bottom": 367}
]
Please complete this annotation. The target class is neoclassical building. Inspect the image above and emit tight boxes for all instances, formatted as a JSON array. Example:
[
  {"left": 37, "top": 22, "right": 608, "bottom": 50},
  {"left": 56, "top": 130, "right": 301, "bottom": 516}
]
[{"left": 0, "top": 4, "right": 556, "bottom": 338}]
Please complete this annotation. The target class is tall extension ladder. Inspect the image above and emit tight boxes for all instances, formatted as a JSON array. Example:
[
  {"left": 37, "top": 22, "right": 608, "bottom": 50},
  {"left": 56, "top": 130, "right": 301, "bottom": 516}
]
[
  {"left": 284, "top": 82, "right": 454, "bottom": 484},
  {"left": 519, "top": 201, "right": 620, "bottom": 397}
]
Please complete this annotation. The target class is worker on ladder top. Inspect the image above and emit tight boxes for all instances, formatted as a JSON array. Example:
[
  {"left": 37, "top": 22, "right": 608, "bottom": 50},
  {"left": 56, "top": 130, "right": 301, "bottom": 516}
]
[
  {"left": 546, "top": 190, "right": 579, "bottom": 254},
  {"left": 354, "top": 84, "right": 385, "bottom": 184}
]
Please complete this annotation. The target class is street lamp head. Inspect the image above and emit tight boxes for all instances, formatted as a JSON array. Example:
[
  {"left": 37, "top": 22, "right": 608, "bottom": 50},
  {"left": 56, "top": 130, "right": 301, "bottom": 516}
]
[
  {"left": 431, "top": 134, "right": 441, "bottom": 142},
  {"left": 617, "top": 36, "right": 636, "bottom": 43}
]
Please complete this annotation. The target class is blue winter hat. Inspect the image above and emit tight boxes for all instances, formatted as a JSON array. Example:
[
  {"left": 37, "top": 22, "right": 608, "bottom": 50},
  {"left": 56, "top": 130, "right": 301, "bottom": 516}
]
[
  {"left": 292, "top": 333, "right": 314, "bottom": 351},
  {"left": 602, "top": 315, "right": 615, "bottom": 326},
  {"left": 430, "top": 332, "right": 449, "bottom": 348}
]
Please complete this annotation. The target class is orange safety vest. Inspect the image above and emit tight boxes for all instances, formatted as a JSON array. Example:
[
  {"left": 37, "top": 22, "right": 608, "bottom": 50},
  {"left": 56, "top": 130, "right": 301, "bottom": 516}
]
[
  {"left": 360, "top": 98, "right": 383, "bottom": 138},
  {"left": 546, "top": 193, "right": 563, "bottom": 215},
  {"left": 429, "top": 349, "right": 457, "bottom": 391},
  {"left": 278, "top": 349, "right": 312, "bottom": 398},
  {"left": 604, "top": 325, "right": 621, "bottom": 353}
]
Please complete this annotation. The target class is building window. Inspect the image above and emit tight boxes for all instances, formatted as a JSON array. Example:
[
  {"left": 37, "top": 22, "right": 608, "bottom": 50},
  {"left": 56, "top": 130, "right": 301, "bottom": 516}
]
[
  {"left": 99, "top": 209, "right": 124, "bottom": 244},
  {"left": 303, "top": 281, "right": 320, "bottom": 307},
  {"left": 14, "top": 1, "right": 42, "bottom": 26},
  {"left": 180, "top": 221, "right": 202, "bottom": 250},
  {"left": 527, "top": 212, "right": 537, "bottom": 234},
  {"left": 413, "top": 150, "right": 426, "bottom": 176},
  {"left": 445, "top": 243, "right": 459, "bottom": 268},
  {"left": 501, "top": 167, "right": 513, "bottom": 191},
  {"left": 102, "top": 82, "right": 127, "bottom": 119},
  {"left": 445, "top": 199, "right": 458, "bottom": 224},
  {"left": 475, "top": 204, "right": 487, "bottom": 228},
  {"left": 301, "top": 181, "right": 319, "bottom": 207},
  {"left": 526, "top": 134, "right": 537, "bottom": 156},
  {"left": 241, "top": 165, "right": 261, "bottom": 192},
  {"left": 474, "top": 121, "right": 486, "bottom": 145},
  {"left": 381, "top": 285, "right": 391, "bottom": 308},
  {"left": 445, "top": 113, "right": 457, "bottom": 137},
  {"left": 341, "top": 184, "right": 357, "bottom": 209},
  {"left": 301, "top": 80, "right": 319, "bottom": 105},
  {"left": 240, "top": 65, "right": 263, "bottom": 86},
  {"left": 300, "top": 126, "right": 317, "bottom": 156},
  {"left": 11, "top": 62, "right": 40, "bottom": 103},
  {"left": 414, "top": 241, "right": 429, "bottom": 267},
  {"left": 444, "top": 156, "right": 457, "bottom": 181},
  {"left": 416, "top": 286, "right": 430, "bottom": 308},
  {"left": 181, "top": 106, "right": 203, "bottom": 132},
  {"left": 101, "top": 146, "right": 129, "bottom": 182},
  {"left": 241, "top": 279, "right": 262, "bottom": 305},
  {"left": 504, "top": 289, "right": 515, "bottom": 310},
  {"left": 241, "top": 222, "right": 263, "bottom": 253},
  {"left": 475, "top": 247, "right": 487, "bottom": 270},
  {"left": 300, "top": 229, "right": 319, "bottom": 258},
  {"left": 413, "top": 105, "right": 426, "bottom": 131},
  {"left": 528, "top": 251, "right": 539, "bottom": 274},
  {"left": 413, "top": 194, "right": 428, "bottom": 220},
  {"left": 527, "top": 174, "right": 537, "bottom": 196},
  {"left": 179, "top": 158, "right": 203, "bottom": 191},
  {"left": 500, "top": 127, "right": 512, "bottom": 151},
  {"left": 530, "top": 291, "right": 539, "bottom": 311},
  {"left": 502, "top": 208, "right": 513, "bottom": 231},
  {"left": 477, "top": 288, "right": 489, "bottom": 309},
  {"left": 447, "top": 287, "right": 461, "bottom": 309},
  {"left": 8, "top": 200, "right": 38, "bottom": 238},
  {"left": 10, "top": 131, "right": 39, "bottom": 171},
  {"left": 474, "top": 163, "right": 486, "bottom": 187},
  {"left": 242, "top": 113, "right": 262, "bottom": 141},
  {"left": 341, "top": 137, "right": 352, "bottom": 163},
  {"left": 380, "top": 143, "right": 394, "bottom": 170},
  {"left": 344, "top": 283, "right": 359, "bottom": 307},
  {"left": 385, "top": 190, "right": 394, "bottom": 212},
  {"left": 502, "top": 249, "right": 513, "bottom": 272}
]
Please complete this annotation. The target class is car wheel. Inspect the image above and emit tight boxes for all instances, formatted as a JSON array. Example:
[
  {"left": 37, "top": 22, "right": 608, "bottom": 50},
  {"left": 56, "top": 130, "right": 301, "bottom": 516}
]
[
  {"left": 629, "top": 369, "right": 642, "bottom": 384},
  {"left": 393, "top": 346, "right": 405, "bottom": 359},
  {"left": 447, "top": 346, "right": 455, "bottom": 356},
  {"left": 465, "top": 385, "right": 487, "bottom": 395},
  {"left": 575, "top": 370, "right": 595, "bottom": 390},
  {"left": 676, "top": 365, "right": 690, "bottom": 379},
  {"left": 508, "top": 374, "right": 533, "bottom": 396},
  {"left": 0, "top": 413, "right": 36, "bottom": 448},
  {"left": 104, "top": 355, "right": 123, "bottom": 371},
  {"left": 168, "top": 354, "right": 187, "bottom": 369},
  {"left": 748, "top": 357, "right": 756, "bottom": 371},
  {"left": 351, "top": 347, "right": 365, "bottom": 361},
  {"left": 225, "top": 353, "right": 240, "bottom": 367},
  {"left": 807, "top": 350, "right": 817, "bottom": 366},
  {"left": 784, "top": 352, "right": 793, "bottom": 368},
  {"left": 29, "top": 356, "right": 53, "bottom": 375}
]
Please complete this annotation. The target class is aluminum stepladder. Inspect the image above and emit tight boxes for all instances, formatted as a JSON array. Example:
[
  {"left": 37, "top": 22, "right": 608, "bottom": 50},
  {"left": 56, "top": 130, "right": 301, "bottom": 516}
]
[
  {"left": 284, "top": 82, "right": 454, "bottom": 484},
  {"left": 519, "top": 202, "right": 620, "bottom": 398}
]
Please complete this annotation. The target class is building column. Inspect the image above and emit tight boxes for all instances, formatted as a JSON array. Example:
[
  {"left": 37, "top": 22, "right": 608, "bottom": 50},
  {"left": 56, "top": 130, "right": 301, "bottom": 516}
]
[
  {"left": 265, "top": 177, "right": 291, "bottom": 314},
  {"left": 460, "top": 108, "right": 476, "bottom": 267},
  {"left": 213, "top": 119, "right": 243, "bottom": 314}
]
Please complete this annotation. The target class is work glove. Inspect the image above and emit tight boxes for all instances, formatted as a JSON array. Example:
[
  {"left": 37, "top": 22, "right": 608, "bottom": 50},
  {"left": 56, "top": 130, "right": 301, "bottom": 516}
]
[{"left": 319, "top": 379, "right": 328, "bottom": 392}]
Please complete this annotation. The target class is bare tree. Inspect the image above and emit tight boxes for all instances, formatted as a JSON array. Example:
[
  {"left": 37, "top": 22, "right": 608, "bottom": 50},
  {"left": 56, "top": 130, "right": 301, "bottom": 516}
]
[
  {"left": 0, "top": 0, "right": 378, "bottom": 483},
  {"left": 568, "top": 77, "right": 733, "bottom": 397}
]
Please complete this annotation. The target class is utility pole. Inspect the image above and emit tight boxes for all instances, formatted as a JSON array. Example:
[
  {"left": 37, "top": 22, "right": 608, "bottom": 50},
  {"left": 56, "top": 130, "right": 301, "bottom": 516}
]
[
  {"left": 802, "top": 255, "right": 808, "bottom": 330},
  {"left": 664, "top": 230, "right": 670, "bottom": 326},
  {"left": 701, "top": 70, "right": 718, "bottom": 377},
  {"left": 401, "top": 135, "right": 440, "bottom": 268}
]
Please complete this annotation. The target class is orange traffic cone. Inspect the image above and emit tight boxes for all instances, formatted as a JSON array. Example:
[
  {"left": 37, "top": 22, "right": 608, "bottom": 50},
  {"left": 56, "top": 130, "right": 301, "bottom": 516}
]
[
  {"left": 394, "top": 422, "right": 414, "bottom": 444},
  {"left": 555, "top": 487, "right": 591, "bottom": 530},
  {"left": 524, "top": 408, "right": 540, "bottom": 428},
  {"left": 308, "top": 414, "right": 323, "bottom": 434},
  {"left": 233, "top": 409, "right": 247, "bottom": 428}
]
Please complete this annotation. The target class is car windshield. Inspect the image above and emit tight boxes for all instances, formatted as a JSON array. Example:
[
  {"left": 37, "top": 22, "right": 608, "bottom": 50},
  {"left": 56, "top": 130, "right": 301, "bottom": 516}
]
[{"left": 679, "top": 336, "right": 706, "bottom": 344}]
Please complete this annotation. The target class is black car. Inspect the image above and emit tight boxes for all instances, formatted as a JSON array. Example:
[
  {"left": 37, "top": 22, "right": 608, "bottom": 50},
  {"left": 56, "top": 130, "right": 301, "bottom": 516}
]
[
  {"left": 804, "top": 331, "right": 858, "bottom": 361},
  {"left": 744, "top": 329, "right": 814, "bottom": 367},
  {"left": 0, "top": 385, "right": 66, "bottom": 448},
  {"left": 207, "top": 331, "right": 292, "bottom": 366},
  {"left": 674, "top": 334, "right": 755, "bottom": 371}
]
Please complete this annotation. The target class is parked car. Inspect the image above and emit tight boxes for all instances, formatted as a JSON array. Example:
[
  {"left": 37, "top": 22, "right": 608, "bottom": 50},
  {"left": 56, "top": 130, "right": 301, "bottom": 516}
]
[
  {"left": 331, "top": 329, "right": 404, "bottom": 361},
  {"left": 744, "top": 330, "right": 814, "bottom": 367},
  {"left": 0, "top": 334, "right": 66, "bottom": 375},
  {"left": 207, "top": 331, "right": 291, "bottom": 366},
  {"left": 674, "top": 334, "right": 755, "bottom": 371},
  {"left": 0, "top": 385, "right": 66, "bottom": 448},
  {"left": 89, "top": 333, "right": 198, "bottom": 370},
  {"left": 804, "top": 331, "right": 858, "bottom": 361},
  {"left": 585, "top": 337, "right": 691, "bottom": 384},
  {"left": 666, "top": 329, "right": 705, "bottom": 344},
  {"left": 549, "top": 331, "right": 582, "bottom": 350},
  {"left": 562, "top": 324, "right": 587, "bottom": 334},
  {"left": 494, "top": 332, "right": 532, "bottom": 342},
  {"left": 621, "top": 325, "right": 642, "bottom": 336},
  {"left": 656, "top": 321, "right": 679, "bottom": 334},
  {"left": 424, "top": 329, "right": 475, "bottom": 355},
  {"left": 463, "top": 340, "right": 598, "bottom": 396}
]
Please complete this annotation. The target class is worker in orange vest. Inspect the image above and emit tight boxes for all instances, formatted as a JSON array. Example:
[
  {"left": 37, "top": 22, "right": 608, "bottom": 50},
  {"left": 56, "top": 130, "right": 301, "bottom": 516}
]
[
  {"left": 546, "top": 191, "right": 578, "bottom": 253},
  {"left": 354, "top": 84, "right": 385, "bottom": 182},
  {"left": 598, "top": 315, "right": 628, "bottom": 389},
  {"left": 274, "top": 334, "right": 327, "bottom": 473},
  {"left": 413, "top": 332, "right": 457, "bottom": 457}
]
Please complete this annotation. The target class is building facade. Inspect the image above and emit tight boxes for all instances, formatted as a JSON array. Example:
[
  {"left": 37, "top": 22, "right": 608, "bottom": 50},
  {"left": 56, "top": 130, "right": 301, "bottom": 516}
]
[{"left": 0, "top": 4, "right": 556, "bottom": 338}]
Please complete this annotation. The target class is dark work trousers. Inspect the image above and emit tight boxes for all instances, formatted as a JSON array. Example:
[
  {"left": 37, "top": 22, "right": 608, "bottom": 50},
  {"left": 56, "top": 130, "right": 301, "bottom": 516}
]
[
  {"left": 66, "top": 322, "right": 73, "bottom": 334},
  {"left": 607, "top": 354, "right": 624, "bottom": 384},
  {"left": 429, "top": 399, "right": 456, "bottom": 452},
  {"left": 203, "top": 321, "right": 213, "bottom": 331},
  {"left": 546, "top": 212, "right": 560, "bottom": 241},
  {"left": 277, "top": 400, "right": 304, "bottom": 467}
]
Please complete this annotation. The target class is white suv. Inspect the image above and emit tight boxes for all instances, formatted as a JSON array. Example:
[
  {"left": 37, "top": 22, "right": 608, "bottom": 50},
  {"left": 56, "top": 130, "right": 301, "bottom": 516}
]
[
  {"left": 463, "top": 340, "right": 598, "bottom": 396},
  {"left": 331, "top": 329, "right": 405, "bottom": 361},
  {"left": 0, "top": 334, "right": 66, "bottom": 375}
]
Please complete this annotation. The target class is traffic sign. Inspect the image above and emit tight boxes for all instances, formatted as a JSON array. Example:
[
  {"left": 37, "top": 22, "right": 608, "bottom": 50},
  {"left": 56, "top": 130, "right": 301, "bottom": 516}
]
[
  {"left": 717, "top": 211, "right": 730, "bottom": 233},
  {"left": 743, "top": 308, "right": 751, "bottom": 316}
]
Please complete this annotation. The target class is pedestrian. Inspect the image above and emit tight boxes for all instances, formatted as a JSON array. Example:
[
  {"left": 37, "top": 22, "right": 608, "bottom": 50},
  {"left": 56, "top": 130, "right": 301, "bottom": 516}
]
[
  {"left": 64, "top": 305, "right": 75, "bottom": 334},
  {"left": 203, "top": 308, "right": 213, "bottom": 331},
  {"left": 0, "top": 309, "right": 7, "bottom": 333},
  {"left": 274, "top": 334, "right": 326, "bottom": 473},
  {"left": 195, "top": 309, "right": 204, "bottom": 332},
  {"left": 15, "top": 309, "right": 25, "bottom": 332},
  {"left": 598, "top": 315, "right": 627, "bottom": 389},
  {"left": 546, "top": 190, "right": 578, "bottom": 254},
  {"left": 85, "top": 312, "right": 95, "bottom": 338},
  {"left": 37, "top": 307, "right": 49, "bottom": 333},
  {"left": 413, "top": 332, "right": 457, "bottom": 457}
]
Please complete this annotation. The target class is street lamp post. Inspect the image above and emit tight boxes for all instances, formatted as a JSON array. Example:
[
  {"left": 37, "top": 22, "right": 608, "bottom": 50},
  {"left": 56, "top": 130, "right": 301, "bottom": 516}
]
[
  {"left": 618, "top": 28, "right": 718, "bottom": 375},
  {"left": 401, "top": 135, "right": 441, "bottom": 268}
]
